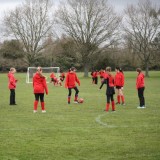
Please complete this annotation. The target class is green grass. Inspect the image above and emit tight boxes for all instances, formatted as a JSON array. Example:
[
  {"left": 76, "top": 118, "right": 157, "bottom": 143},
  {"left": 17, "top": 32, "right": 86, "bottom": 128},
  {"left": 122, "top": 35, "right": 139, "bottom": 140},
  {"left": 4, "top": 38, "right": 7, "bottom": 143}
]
[{"left": 0, "top": 71, "right": 160, "bottom": 160}]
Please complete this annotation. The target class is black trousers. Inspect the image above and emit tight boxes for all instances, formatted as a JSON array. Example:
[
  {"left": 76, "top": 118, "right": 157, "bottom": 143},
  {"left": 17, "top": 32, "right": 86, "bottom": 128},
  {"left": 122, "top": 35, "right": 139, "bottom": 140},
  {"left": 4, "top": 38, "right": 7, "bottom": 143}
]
[
  {"left": 10, "top": 89, "right": 16, "bottom": 105},
  {"left": 68, "top": 87, "right": 79, "bottom": 97},
  {"left": 106, "top": 94, "right": 114, "bottom": 103},
  {"left": 94, "top": 77, "right": 98, "bottom": 84},
  {"left": 138, "top": 87, "right": 145, "bottom": 107},
  {"left": 34, "top": 93, "right": 44, "bottom": 102}
]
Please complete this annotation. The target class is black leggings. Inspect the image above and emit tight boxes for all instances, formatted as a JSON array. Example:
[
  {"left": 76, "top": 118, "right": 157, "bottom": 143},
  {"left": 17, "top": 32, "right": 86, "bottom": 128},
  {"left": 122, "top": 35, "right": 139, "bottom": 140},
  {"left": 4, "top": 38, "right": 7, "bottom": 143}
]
[
  {"left": 10, "top": 89, "right": 16, "bottom": 104},
  {"left": 34, "top": 93, "right": 44, "bottom": 102},
  {"left": 94, "top": 77, "right": 98, "bottom": 84},
  {"left": 138, "top": 87, "right": 145, "bottom": 106},
  {"left": 68, "top": 87, "right": 79, "bottom": 97},
  {"left": 106, "top": 94, "right": 114, "bottom": 103}
]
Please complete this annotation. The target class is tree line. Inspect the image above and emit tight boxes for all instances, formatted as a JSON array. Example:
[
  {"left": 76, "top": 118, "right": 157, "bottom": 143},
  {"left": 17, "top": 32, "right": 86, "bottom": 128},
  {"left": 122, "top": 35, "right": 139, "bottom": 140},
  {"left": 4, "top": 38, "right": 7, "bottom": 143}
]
[{"left": 0, "top": 0, "right": 160, "bottom": 77}]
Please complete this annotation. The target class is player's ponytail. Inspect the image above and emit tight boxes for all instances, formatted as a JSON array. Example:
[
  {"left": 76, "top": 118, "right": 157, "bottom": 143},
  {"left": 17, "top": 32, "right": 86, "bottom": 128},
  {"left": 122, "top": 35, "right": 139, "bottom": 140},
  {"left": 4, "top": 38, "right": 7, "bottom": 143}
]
[
  {"left": 37, "top": 66, "right": 46, "bottom": 78},
  {"left": 119, "top": 68, "right": 123, "bottom": 73}
]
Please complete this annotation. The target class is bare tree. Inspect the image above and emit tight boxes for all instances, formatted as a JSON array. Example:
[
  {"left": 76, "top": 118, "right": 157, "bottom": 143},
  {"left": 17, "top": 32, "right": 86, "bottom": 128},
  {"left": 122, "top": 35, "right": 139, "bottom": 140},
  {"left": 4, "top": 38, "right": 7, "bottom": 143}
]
[
  {"left": 55, "top": 0, "right": 121, "bottom": 76},
  {"left": 123, "top": 0, "right": 160, "bottom": 77},
  {"left": 4, "top": 0, "right": 54, "bottom": 66}
]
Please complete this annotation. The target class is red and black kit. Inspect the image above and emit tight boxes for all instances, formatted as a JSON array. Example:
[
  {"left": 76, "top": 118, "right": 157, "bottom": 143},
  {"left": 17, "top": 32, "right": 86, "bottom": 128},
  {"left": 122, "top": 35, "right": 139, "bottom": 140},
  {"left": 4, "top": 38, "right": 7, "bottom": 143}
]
[
  {"left": 33, "top": 72, "right": 48, "bottom": 111},
  {"left": 136, "top": 72, "right": 145, "bottom": 107},
  {"left": 115, "top": 72, "right": 124, "bottom": 89},
  {"left": 99, "top": 73, "right": 115, "bottom": 111},
  {"left": 115, "top": 71, "right": 125, "bottom": 104},
  {"left": 8, "top": 71, "right": 18, "bottom": 105},
  {"left": 65, "top": 70, "right": 80, "bottom": 104}
]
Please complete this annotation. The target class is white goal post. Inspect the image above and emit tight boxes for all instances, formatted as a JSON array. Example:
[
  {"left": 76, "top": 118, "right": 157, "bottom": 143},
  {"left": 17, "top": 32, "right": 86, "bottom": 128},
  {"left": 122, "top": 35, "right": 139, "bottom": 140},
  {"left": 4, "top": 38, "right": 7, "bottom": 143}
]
[{"left": 26, "top": 67, "right": 60, "bottom": 83}]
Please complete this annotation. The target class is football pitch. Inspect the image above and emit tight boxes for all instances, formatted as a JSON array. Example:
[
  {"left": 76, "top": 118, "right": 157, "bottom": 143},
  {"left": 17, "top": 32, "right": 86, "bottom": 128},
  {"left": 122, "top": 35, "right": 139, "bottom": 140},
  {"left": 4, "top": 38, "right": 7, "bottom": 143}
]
[{"left": 0, "top": 71, "right": 160, "bottom": 160}]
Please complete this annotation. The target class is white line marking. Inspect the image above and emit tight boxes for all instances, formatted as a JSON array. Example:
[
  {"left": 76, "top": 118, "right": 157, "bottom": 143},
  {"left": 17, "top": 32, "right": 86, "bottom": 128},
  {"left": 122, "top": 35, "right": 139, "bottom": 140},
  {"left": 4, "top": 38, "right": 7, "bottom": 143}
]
[
  {"left": 95, "top": 113, "right": 130, "bottom": 128},
  {"left": 95, "top": 113, "right": 117, "bottom": 128}
]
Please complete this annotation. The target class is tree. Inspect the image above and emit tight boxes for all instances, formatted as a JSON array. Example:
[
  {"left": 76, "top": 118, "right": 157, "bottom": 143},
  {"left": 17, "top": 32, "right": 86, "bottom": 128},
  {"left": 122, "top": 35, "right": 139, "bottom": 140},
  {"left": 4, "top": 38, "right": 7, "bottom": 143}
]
[
  {"left": 4, "top": 0, "right": 54, "bottom": 66},
  {"left": 0, "top": 40, "right": 24, "bottom": 60},
  {"left": 0, "top": 40, "right": 26, "bottom": 71},
  {"left": 55, "top": 37, "right": 82, "bottom": 70},
  {"left": 151, "top": 32, "right": 160, "bottom": 68},
  {"left": 55, "top": 0, "right": 121, "bottom": 76},
  {"left": 123, "top": 0, "right": 160, "bottom": 77}
]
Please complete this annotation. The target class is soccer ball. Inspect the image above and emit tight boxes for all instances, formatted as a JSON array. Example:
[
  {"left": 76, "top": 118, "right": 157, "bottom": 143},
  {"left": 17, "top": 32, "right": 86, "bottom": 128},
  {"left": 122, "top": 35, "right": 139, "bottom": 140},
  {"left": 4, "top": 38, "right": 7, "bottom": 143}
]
[{"left": 78, "top": 98, "right": 84, "bottom": 103}]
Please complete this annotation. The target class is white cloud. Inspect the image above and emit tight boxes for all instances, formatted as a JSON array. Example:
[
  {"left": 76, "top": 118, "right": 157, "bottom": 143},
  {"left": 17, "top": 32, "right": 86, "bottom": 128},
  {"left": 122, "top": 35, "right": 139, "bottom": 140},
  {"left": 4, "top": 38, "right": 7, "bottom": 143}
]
[
  {"left": 109, "top": 0, "right": 160, "bottom": 12},
  {"left": 0, "top": 1, "right": 22, "bottom": 18}
]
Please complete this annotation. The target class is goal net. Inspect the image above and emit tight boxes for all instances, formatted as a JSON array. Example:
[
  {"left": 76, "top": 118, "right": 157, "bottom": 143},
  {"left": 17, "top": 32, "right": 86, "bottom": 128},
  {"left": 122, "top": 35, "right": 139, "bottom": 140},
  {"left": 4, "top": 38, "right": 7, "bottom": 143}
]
[{"left": 26, "top": 67, "right": 60, "bottom": 83}]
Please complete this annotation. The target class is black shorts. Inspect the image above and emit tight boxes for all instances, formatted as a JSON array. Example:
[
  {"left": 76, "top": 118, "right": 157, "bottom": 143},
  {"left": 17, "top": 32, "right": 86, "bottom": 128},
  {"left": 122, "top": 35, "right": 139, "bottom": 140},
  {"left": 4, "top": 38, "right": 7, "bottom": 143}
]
[{"left": 116, "top": 86, "right": 122, "bottom": 89}]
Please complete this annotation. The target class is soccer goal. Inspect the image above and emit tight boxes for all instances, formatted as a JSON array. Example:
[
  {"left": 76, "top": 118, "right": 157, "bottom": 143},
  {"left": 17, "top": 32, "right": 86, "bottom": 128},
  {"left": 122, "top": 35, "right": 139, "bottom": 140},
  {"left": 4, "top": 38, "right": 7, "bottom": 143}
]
[{"left": 26, "top": 67, "right": 60, "bottom": 83}]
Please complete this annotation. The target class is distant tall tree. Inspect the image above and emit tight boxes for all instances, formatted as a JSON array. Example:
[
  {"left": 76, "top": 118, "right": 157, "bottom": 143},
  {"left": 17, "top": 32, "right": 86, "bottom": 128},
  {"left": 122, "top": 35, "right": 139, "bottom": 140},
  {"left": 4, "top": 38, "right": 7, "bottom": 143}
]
[
  {"left": 43, "top": 35, "right": 82, "bottom": 69},
  {"left": 4, "top": 0, "right": 54, "bottom": 66},
  {"left": 55, "top": 0, "right": 121, "bottom": 76},
  {"left": 150, "top": 32, "right": 160, "bottom": 68},
  {"left": 124, "top": 0, "right": 160, "bottom": 77},
  {"left": 0, "top": 40, "right": 24, "bottom": 60}
]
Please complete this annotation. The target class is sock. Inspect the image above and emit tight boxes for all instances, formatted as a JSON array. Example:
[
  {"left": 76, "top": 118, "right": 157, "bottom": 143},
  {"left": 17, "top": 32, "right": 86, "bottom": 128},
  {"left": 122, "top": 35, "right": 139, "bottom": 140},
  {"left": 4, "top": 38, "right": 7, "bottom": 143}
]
[
  {"left": 111, "top": 101, "right": 115, "bottom": 111},
  {"left": 106, "top": 103, "right": 110, "bottom": 111},
  {"left": 68, "top": 96, "right": 71, "bottom": 103},
  {"left": 74, "top": 95, "right": 78, "bottom": 101},
  {"left": 121, "top": 95, "right": 125, "bottom": 103},
  {"left": 34, "top": 100, "right": 38, "bottom": 111},
  {"left": 117, "top": 95, "right": 120, "bottom": 103},
  {"left": 41, "top": 102, "right": 45, "bottom": 111}
]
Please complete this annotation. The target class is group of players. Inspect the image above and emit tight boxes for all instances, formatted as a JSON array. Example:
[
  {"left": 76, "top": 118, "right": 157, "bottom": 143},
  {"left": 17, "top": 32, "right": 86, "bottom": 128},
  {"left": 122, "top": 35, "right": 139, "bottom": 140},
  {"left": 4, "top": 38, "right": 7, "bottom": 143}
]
[
  {"left": 7, "top": 66, "right": 145, "bottom": 113},
  {"left": 91, "top": 67, "right": 125, "bottom": 112}
]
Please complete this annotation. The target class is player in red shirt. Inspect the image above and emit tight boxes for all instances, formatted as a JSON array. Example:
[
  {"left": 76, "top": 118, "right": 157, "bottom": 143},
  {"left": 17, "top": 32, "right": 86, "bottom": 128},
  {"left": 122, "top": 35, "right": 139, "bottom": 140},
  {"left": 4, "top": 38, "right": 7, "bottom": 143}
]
[
  {"left": 50, "top": 72, "right": 56, "bottom": 85},
  {"left": 115, "top": 67, "right": 125, "bottom": 105},
  {"left": 65, "top": 67, "right": 80, "bottom": 104},
  {"left": 136, "top": 68, "right": 145, "bottom": 108},
  {"left": 60, "top": 70, "right": 65, "bottom": 82},
  {"left": 99, "top": 69, "right": 105, "bottom": 83},
  {"left": 50, "top": 72, "right": 55, "bottom": 82},
  {"left": 33, "top": 67, "right": 48, "bottom": 113},
  {"left": 50, "top": 72, "right": 62, "bottom": 86},
  {"left": 99, "top": 67, "right": 116, "bottom": 112},
  {"left": 93, "top": 70, "right": 98, "bottom": 84},
  {"left": 8, "top": 68, "right": 18, "bottom": 105}
]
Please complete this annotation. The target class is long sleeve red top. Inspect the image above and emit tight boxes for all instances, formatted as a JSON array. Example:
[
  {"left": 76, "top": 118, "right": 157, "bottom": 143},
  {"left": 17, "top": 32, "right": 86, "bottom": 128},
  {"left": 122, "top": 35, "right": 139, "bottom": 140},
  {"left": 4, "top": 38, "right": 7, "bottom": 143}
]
[
  {"left": 8, "top": 72, "right": 17, "bottom": 89},
  {"left": 136, "top": 72, "right": 145, "bottom": 89},
  {"left": 65, "top": 72, "right": 80, "bottom": 88},
  {"left": 33, "top": 72, "right": 48, "bottom": 94},
  {"left": 115, "top": 72, "right": 124, "bottom": 87},
  {"left": 93, "top": 71, "right": 98, "bottom": 78},
  {"left": 50, "top": 73, "right": 55, "bottom": 78}
]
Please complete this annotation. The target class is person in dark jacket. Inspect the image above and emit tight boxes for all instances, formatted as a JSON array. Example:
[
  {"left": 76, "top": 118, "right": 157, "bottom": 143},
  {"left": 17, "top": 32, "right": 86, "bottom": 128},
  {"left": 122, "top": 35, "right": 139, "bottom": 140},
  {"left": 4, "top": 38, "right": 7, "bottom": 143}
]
[
  {"left": 136, "top": 68, "right": 145, "bottom": 108},
  {"left": 33, "top": 67, "right": 48, "bottom": 113},
  {"left": 99, "top": 67, "right": 116, "bottom": 112}
]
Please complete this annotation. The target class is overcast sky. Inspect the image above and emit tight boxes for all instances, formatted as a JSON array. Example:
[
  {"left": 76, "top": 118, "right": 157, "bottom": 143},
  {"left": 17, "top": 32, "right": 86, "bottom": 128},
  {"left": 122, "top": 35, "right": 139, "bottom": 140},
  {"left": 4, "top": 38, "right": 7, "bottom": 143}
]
[{"left": 0, "top": 0, "right": 160, "bottom": 41}]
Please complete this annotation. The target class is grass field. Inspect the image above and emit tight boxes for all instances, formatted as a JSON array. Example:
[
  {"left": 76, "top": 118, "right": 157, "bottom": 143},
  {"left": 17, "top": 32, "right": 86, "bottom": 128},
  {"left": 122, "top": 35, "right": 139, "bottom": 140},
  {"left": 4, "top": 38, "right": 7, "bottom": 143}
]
[{"left": 0, "top": 71, "right": 160, "bottom": 160}]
